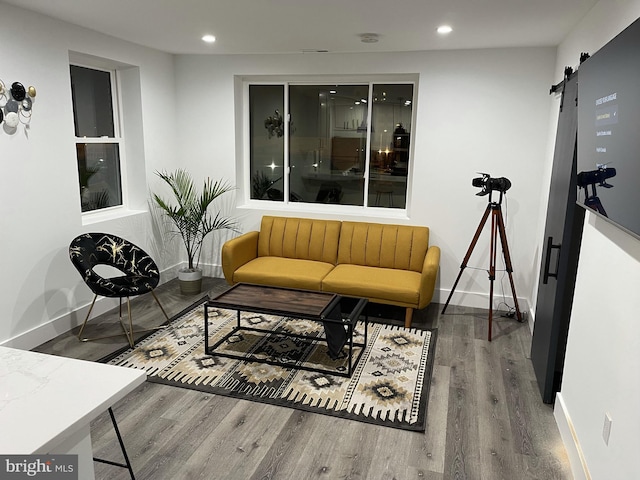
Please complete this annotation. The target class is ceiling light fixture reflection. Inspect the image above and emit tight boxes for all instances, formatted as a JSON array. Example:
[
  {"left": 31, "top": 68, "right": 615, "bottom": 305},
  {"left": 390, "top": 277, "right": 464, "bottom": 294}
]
[
  {"left": 360, "top": 33, "right": 379, "bottom": 43},
  {"left": 202, "top": 34, "right": 216, "bottom": 43},
  {"left": 437, "top": 25, "right": 453, "bottom": 35}
]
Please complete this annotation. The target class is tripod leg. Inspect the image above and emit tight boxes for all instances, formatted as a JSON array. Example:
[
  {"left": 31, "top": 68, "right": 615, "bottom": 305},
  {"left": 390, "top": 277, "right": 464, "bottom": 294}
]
[
  {"left": 441, "top": 265, "right": 466, "bottom": 315},
  {"left": 585, "top": 196, "right": 607, "bottom": 217},
  {"left": 496, "top": 207, "right": 523, "bottom": 323},
  {"left": 442, "top": 204, "right": 493, "bottom": 314},
  {"left": 487, "top": 208, "right": 499, "bottom": 341}
]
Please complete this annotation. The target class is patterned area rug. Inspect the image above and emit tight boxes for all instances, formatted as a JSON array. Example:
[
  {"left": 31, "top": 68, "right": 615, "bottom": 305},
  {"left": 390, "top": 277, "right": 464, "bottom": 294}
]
[{"left": 105, "top": 298, "right": 437, "bottom": 431}]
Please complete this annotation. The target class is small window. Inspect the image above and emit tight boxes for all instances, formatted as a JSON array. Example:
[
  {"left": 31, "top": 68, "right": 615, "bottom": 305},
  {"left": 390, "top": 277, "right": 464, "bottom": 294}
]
[{"left": 70, "top": 65, "right": 123, "bottom": 213}]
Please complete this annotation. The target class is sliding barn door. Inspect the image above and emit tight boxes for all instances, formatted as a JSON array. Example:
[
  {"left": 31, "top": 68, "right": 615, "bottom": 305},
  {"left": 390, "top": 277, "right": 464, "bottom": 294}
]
[{"left": 531, "top": 71, "right": 585, "bottom": 404}]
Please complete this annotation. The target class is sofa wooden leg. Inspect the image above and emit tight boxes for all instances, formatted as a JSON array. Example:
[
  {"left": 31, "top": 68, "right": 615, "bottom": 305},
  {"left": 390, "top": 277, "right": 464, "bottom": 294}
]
[{"left": 405, "top": 308, "right": 414, "bottom": 329}]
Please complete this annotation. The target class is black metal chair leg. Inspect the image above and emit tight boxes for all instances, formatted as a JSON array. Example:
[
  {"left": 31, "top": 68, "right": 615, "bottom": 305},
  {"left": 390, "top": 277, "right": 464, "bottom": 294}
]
[{"left": 93, "top": 407, "right": 136, "bottom": 480}]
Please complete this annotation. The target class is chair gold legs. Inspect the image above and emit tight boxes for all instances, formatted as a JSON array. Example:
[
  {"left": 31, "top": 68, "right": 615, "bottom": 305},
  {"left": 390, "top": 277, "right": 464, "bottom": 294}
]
[
  {"left": 151, "top": 290, "right": 170, "bottom": 322},
  {"left": 77, "top": 290, "right": 170, "bottom": 347},
  {"left": 118, "top": 297, "right": 135, "bottom": 347},
  {"left": 77, "top": 294, "right": 98, "bottom": 341},
  {"left": 117, "top": 295, "right": 169, "bottom": 347}
]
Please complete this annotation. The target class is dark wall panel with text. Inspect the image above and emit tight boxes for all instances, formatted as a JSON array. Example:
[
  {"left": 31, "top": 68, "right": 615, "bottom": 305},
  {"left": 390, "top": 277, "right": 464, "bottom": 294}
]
[{"left": 578, "top": 16, "right": 640, "bottom": 239}]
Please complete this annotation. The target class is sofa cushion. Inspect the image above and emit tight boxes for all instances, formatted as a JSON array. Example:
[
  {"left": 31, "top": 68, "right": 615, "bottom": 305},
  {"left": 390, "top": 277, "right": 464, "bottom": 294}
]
[
  {"left": 337, "top": 222, "right": 429, "bottom": 273},
  {"left": 233, "top": 256, "right": 335, "bottom": 291},
  {"left": 258, "top": 216, "right": 341, "bottom": 264},
  {"left": 322, "top": 264, "right": 421, "bottom": 306}
]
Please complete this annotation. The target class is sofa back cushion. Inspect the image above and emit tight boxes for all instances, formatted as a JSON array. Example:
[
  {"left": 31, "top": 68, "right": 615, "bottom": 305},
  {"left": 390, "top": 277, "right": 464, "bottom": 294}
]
[
  {"left": 258, "top": 216, "right": 342, "bottom": 264},
  {"left": 337, "top": 221, "right": 429, "bottom": 272}
]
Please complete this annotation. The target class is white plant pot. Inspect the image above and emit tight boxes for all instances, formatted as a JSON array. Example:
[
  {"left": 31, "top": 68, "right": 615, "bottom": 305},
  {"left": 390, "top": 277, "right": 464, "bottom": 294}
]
[{"left": 178, "top": 268, "right": 203, "bottom": 295}]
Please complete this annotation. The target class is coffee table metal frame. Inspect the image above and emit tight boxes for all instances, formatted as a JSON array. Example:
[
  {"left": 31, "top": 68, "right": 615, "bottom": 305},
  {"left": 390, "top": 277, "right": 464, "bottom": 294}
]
[{"left": 204, "top": 283, "right": 368, "bottom": 378}]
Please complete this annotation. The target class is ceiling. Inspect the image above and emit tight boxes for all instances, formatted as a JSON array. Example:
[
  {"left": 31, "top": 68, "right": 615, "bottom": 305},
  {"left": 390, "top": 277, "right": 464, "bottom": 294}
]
[{"left": 3, "top": 0, "right": 598, "bottom": 55}]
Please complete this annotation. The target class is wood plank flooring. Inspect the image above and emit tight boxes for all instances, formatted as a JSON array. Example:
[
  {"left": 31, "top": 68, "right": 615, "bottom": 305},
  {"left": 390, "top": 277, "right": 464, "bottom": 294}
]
[{"left": 34, "top": 278, "right": 573, "bottom": 480}]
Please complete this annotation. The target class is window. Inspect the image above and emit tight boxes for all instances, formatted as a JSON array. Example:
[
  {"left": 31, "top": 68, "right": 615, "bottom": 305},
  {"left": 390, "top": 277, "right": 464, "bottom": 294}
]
[
  {"left": 70, "top": 65, "right": 123, "bottom": 213},
  {"left": 248, "top": 81, "right": 414, "bottom": 209}
]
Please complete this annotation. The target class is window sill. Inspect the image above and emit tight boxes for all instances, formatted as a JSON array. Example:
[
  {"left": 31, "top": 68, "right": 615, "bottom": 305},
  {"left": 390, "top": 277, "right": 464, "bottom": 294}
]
[
  {"left": 238, "top": 201, "right": 410, "bottom": 221},
  {"left": 81, "top": 207, "right": 147, "bottom": 226}
]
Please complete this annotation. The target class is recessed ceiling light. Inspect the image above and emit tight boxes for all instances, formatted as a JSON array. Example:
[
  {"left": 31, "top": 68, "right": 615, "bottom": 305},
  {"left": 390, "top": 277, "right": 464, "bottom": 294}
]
[
  {"left": 202, "top": 34, "right": 216, "bottom": 43},
  {"left": 360, "top": 33, "right": 379, "bottom": 43},
  {"left": 437, "top": 25, "right": 453, "bottom": 35}
]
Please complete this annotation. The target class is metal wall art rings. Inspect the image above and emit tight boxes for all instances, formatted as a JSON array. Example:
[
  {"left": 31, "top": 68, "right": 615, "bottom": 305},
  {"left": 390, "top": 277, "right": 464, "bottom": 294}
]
[{"left": 1, "top": 77, "right": 36, "bottom": 130}]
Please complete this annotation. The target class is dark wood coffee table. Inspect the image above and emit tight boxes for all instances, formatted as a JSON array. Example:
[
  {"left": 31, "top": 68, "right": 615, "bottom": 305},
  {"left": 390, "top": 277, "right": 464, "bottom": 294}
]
[{"left": 204, "top": 283, "right": 368, "bottom": 377}]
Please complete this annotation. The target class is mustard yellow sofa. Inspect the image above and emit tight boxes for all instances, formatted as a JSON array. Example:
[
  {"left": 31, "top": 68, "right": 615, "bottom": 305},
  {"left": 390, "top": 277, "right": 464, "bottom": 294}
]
[{"left": 221, "top": 216, "right": 440, "bottom": 328}]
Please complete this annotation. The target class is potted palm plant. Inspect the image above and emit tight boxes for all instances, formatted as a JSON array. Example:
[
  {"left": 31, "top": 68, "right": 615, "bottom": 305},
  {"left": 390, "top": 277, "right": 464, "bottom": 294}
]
[{"left": 153, "top": 169, "right": 236, "bottom": 294}]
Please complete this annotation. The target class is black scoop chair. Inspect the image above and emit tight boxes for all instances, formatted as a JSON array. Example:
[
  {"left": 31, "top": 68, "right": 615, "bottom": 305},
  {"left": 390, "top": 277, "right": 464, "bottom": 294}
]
[{"left": 69, "top": 232, "right": 169, "bottom": 347}]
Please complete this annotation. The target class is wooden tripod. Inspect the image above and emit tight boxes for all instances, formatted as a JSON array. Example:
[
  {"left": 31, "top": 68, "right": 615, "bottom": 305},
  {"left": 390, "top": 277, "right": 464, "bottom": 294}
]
[{"left": 441, "top": 195, "right": 522, "bottom": 341}]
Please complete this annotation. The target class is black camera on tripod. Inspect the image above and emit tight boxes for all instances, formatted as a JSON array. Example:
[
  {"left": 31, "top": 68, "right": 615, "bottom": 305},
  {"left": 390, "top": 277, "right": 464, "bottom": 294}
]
[
  {"left": 577, "top": 165, "right": 616, "bottom": 217},
  {"left": 442, "top": 172, "right": 522, "bottom": 340},
  {"left": 576, "top": 165, "right": 616, "bottom": 189},
  {"left": 472, "top": 173, "right": 512, "bottom": 196}
]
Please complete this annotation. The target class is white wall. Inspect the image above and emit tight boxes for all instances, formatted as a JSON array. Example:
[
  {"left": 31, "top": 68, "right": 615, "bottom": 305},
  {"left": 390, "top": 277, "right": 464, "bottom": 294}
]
[
  {"left": 553, "top": 2, "right": 640, "bottom": 479},
  {"left": 1, "top": 3, "right": 558, "bottom": 350},
  {"left": 174, "top": 47, "right": 557, "bottom": 316},
  {"left": 0, "top": 3, "right": 179, "bottom": 348},
  {"left": 4, "top": 1, "right": 639, "bottom": 475}
]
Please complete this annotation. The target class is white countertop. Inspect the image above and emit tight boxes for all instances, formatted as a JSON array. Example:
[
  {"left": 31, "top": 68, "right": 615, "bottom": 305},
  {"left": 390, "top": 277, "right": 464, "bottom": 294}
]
[{"left": 0, "top": 346, "right": 146, "bottom": 454}]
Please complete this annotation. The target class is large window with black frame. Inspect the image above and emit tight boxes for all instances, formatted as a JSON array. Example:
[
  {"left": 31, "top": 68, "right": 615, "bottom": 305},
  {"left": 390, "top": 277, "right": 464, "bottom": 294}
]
[{"left": 248, "top": 82, "right": 414, "bottom": 209}]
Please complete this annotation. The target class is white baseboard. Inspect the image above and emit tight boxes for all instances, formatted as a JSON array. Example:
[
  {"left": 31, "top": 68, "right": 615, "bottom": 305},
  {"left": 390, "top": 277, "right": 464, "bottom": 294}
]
[
  {"left": 436, "top": 287, "right": 531, "bottom": 319},
  {"left": 0, "top": 295, "right": 119, "bottom": 351},
  {"left": 163, "top": 262, "right": 222, "bottom": 281},
  {"left": 1, "top": 262, "right": 223, "bottom": 351},
  {"left": 5, "top": 266, "right": 525, "bottom": 351},
  {"left": 554, "top": 393, "right": 592, "bottom": 480}
]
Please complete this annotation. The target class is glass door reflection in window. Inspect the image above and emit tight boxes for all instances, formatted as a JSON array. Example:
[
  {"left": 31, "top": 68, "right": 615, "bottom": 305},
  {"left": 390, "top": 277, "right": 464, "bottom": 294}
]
[
  {"left": 368, "top": 84, "right": 413, "bottom": 209},
  {"left": 289, "top": 84, "right": 368, "bottom": 206},
  {"left": 249, "top": 85, "right": 285, "bottom": 201}
]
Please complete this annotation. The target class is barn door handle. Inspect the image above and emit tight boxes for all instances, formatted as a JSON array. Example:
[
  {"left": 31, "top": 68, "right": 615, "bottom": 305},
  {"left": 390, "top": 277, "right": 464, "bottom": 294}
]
[{"left": 543, "top": 236, "right": 562, "bottom": 284}]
